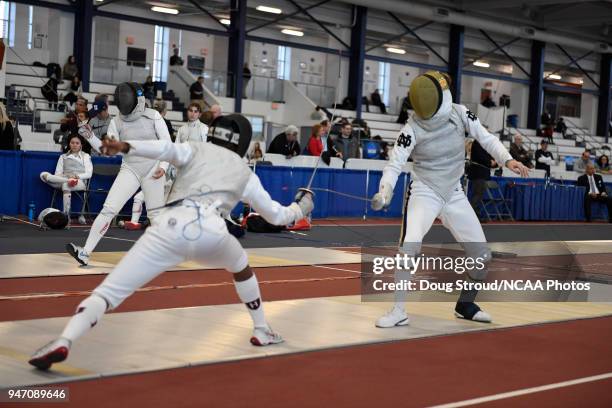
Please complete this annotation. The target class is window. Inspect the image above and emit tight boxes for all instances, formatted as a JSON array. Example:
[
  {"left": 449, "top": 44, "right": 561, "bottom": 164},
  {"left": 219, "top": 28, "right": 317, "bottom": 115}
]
[
  {"left": 0, "top": 1, "right": 15, "bottom": 47},
  {"left": 378, "top": 61, "right": 390, "bottom": 106},
  {"left": 277, "top": 45, "right": 291, "bottom": 80},
  {"left": 27, "top": 6, "right": 33, "bottom": 49},
  {"left": 153, "top": 25, "right": 169, "bottom": 82}
]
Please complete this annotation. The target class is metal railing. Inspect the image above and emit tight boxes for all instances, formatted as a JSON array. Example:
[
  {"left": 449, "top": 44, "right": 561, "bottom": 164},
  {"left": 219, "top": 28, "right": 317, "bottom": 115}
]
[
  {"left": 293, "top": 81, "right": 335, "bottom": 108},
  {"left": 245, "top": 74, "right": 284, "bottom": 102},
  {"left": 563, "top": 117, "right": 605, "bottom": 151},
  {"left": 92, "top": 56, "right": 152, "bottom": 84}
]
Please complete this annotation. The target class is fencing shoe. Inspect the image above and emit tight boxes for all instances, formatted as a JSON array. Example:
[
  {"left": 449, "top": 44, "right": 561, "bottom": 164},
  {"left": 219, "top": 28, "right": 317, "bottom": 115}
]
[
  {"left": 29, "top": 337, "right": 71, "bottom": 370},
  {"left": 250, "top": 326, "right": 284, "bottom": 346},
  {"left": 66, "top": 243, "right": 89, "bottom": 266},
  {"left": 375, "top": 306, "right": 410, "bottom": 328},
  {"left": 455, "top": 302, "right": 492, "bottom": 323}
]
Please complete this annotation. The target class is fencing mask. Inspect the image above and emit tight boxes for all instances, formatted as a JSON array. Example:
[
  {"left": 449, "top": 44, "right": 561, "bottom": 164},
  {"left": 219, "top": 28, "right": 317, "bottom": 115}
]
[
  {"left": 114, "top": 82, "right": 146, "bottom": 119},
  {"left": 38, "top": 208, "right": 68, "bottom": 230},
  {"left": 409, "top": 71, "right": 451, "bottom": 120},
  {"left": 208, "top": 114, "right": 252, "bottom": 157}
]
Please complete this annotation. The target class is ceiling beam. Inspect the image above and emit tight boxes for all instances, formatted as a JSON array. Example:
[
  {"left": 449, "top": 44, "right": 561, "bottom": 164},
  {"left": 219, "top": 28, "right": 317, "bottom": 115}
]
[{"left": 460, "top": 0, "right": 592, "bottom": 11}]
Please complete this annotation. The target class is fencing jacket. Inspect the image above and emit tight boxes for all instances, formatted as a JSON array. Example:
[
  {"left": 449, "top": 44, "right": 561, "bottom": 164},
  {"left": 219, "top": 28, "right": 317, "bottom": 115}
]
[
  {"left": 175, "top": 120, "right": 209, "bottom": 144},
  {"left": 381, "top": 93, "right": 512, "bottom": 202},
  {"left": 56, "top": 150, "right": 92, "bottom": 180}
]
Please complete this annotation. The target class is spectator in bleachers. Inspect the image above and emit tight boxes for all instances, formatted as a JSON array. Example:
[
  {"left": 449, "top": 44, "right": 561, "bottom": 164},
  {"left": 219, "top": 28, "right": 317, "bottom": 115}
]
[
  {"left": 541, "top": 110, "right": 553, "bottom": 127},
  {"left": 574, "top": 150, "right": 593, "bottom": 173},
  {"left": 189, "top": 76, "right": 206, "bottom": 111},
  {"left": 243, "top": 63, "right": 252, "bottom": 98},
  {"left": 481, "top": 95, "right": 496, "bottom": 108},
  {"left": 555, "top": 117, "right": 568, "bottom": 139},
  {"left": 307, "top": 124, "right": 325, "bottom": 157},
  {"left": 370, "top": 89, "right": 387, "bottom": 114},
  {"left": 63, "top": 76, "right": 82, "bottom": 108},
  {"left": 88, "top": 99, "right": 110, "bottom": 143},
  {"left": 153, "top": 100, "right": 174, "bottom": 140},
  {"left": 176, "top": 103, "right": 208, "bottom": 143},
  {"left": 397, "top": 91, "right": 411, "bottom": 124},
  {"left": 596, "top": 154, "right": 610, "bottom": 174},
  {"left": 334, "top": 122, "right": 360, "bottom": 161},
  {"left": 8, "top": 115, "right": 21, "bottom": 150},
  {"left": 576, "top": 163, "right": 612, "bottom": 223},
  {"left": 352, "top": 118, "right": 371, "bottom": 139},
  {"left": 0, "top": 103, "right": 16, "bottom": 150},
  {"left": 268, "top": 125, "right": 301, "bottom": 157},
  {"left": 468, "top": 140, "right": 497, "bottom": 220},
  {"left": 248, "top": 142, "right": 264, "bottom": 164},
  {"left": 41, "top": 73, "right": 59, "bottom": 110},
  {"left": 40, "top": 134, "right": 91, "bottom": 219},
  {"left": 63, "top": 56, "right": 79, "bottom": 81},
  {"left": 535, "top": 139, "right": 555, "bottom": 177},
  {"left": 142, "top": 76, "right": 156, "bottom": 107},
  {"left": 169, "top": 47, "right": 183, "bottom": 66},
  {"left": 509, "top": 134, "right": 533, "bottom": 168}
]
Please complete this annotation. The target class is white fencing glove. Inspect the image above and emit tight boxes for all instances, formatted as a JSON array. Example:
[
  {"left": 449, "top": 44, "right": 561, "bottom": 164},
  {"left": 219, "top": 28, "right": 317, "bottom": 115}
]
[
  {"left": 294, "top": 188, "right": 315, "bottom": 217},
  {"left": 371, "top": 183, "right": 393, "bottom": 211}
]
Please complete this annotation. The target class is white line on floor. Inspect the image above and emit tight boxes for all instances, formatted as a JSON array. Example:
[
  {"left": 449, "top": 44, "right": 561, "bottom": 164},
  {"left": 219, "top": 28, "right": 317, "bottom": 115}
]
[
  {"left": 428, "top": 372, "right": 612, "bottom": 408},
  {"left": 311, "top": 264, "right": 361, "bottom": 274}
]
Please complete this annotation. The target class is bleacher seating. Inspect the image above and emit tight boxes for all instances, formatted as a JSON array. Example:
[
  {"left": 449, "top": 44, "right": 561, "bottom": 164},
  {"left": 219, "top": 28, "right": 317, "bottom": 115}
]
[{"left": 263, "top": 153, "right": 344, "bottom": 169}]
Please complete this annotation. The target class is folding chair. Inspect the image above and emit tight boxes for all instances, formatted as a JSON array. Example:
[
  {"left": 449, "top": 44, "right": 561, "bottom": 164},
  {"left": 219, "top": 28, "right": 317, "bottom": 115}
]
[
  {"left": 480, "top": 180, "right": 514, "bottom": 221},
  {"left": 50, "top": 178, "right": 91, "bottom": 222}
]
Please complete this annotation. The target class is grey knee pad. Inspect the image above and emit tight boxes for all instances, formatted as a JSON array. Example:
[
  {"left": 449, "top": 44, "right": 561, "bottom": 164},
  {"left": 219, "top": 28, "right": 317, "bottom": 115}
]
[{"left": 462, "top": 242, "right": 491, "bottom": 282}]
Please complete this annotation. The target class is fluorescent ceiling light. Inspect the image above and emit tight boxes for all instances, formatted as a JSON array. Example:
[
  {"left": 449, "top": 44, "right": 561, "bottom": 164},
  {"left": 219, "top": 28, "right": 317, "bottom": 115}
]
[
  {"left": 386, "top": 47, "right": 406, "bottom": 55},
  {"left": 281, "top": 29, "right": 303, "bottom": 37},
  {"left": 548, "top": 74, "right": 562, "bottom": 80},
  {"left": 256, "top": 5, "right": 282, "bottom": 14},
  {"left": 220, "top": 18, "right": 231, "bottom": 25},
  {"left": 473, "top": 61, "right": 490, "bottom": 68},
  {"left": 151, "top": 6, "right": 179, "bottom": 15}
]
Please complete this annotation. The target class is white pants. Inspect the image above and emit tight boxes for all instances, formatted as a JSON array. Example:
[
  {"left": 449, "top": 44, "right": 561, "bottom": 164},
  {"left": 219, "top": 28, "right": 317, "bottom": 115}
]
[
  {"left": 83, "top": 165, "right": 165, "bottom": 254},
  {"left": 40, "top": 172, "right": 86, "bottom": 215},
  {"left": 94, "top": 202, "right": 248, "bottom": 308},
  {"left": 396, "top": 179, "right": 490, "bottom": 293}
]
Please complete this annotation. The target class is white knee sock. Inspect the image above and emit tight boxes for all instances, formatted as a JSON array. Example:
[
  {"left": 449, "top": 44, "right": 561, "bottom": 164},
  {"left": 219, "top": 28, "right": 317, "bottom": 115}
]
[
  {"left": 130, "top": 198, "right": 143, "bottom": 223},
  {"left": 62, "top": 191, "right": 71, "bottom": 215},
  {"left": 83, "top": 210, "right": 114, "bottom": 254},
  {"left": 233, "top": 274, "right": 267, "bottom": 329},
  {"left": 60, "top": 295, "right": 108, "bottom": 342}
]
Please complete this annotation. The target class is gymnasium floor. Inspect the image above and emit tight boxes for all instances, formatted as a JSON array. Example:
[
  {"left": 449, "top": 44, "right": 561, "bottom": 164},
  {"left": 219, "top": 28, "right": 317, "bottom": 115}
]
[{"left": 1, "top": 218, "right": 611, "bottom": 407}]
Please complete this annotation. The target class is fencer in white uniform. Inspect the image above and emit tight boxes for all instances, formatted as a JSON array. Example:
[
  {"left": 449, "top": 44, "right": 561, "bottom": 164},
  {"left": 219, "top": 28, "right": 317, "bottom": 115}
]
[
  {"left": 29, "top": 136, "right": 315, "bottom": 370},
  {"left": 40, "top": 134, "right": 92, "bottom": 222},
  {"left": 371, "top": 71, "right": 529, "bottom": 327},
  {"left": 125, "top": 103, "right": 208, "bottom": 229},
  {"left": 67, "top": 82, "right": 170, "bottom": 265},
  {"left": 175, "top": 102, "right": 209, "bottom": 144}
]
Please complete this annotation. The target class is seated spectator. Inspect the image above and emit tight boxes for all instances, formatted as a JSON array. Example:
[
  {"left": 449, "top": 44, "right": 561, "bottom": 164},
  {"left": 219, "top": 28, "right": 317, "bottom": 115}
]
[
  {"left": 509, "top": 134, "right": 533, "bottom": 168},
  {"left": 169, "top": 47, "right": 184, "bottom": 66},
  {"left": 541, "top": 110, "right": 553, "bottom": 127},
  {"left": 39, "top": 134, "right": 92, "bottom": 221},
  {"left": 8, "top": 115, "right": 21, "bottom": 150},
  {"left": 334, "top": 122, "right": 360, "bottom": 161},
  {"left": 63, "top": 55, "right": 79, "bottom": 81},
  {"left": 555, "top": 117, "right": 568, "bottom": 139},
  {"left": 596, "top": 154, "right": 610, "bottom": 174},
  {"left": 248, "top": 142, "right": 264, "bottom": 164},
  {"left": 189, "top": 76, "right": 206, "bottom": 111},
  {"left": 267, "top": 125, "right": 301, "bottom": 157},
  {"left": 397, "top": 91, "right": 411, "bottom": 124},
  {"left": 576, "top": 163, "right": 612, "bottom": 223},
  {"left": 370, "top": 89, "right": 387, "bottom": 114},
  {"left": 340, "top": 96, "right": 354, "bottom": 110},
  {"left": 58, "top": 98, "right": 92, "bottom": 154},
  {"left": 535, "top": 139, "right": 554, "bottom": 177},
  {"left": 143, "top": 76, "right": 156, "bottom": 107},
  {"left": 176, "top": 103, "right": 208, "bottom": 143},
  {"left": 41, "top": 73, "right": 59, "bottom": 110},
  {"left": 481, "top": 96, "right": 496, "bottom": 108},
  {"left": 380, "top": 142, "right": 390, "bottom": 160},
  {"left": 153, "top": 100, "right": 174, "bottom": 139},
  {"left": 0, "top": 103, "right": 16, "bottom": 150},
  {"left": 574, "top": 150, "right": 592, "bottom": 173},
  {"left": 63, "top": 76, "right": 82, "bottom": 107},
  {"left": 307, "top": 124, "right": 325, "bottom": 157}
]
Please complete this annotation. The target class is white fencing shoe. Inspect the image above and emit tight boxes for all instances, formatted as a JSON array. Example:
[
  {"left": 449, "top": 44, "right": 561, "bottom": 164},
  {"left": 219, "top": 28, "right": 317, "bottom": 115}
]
[
  {"left": 66, "top": 243, "right": 89, "bottom": 266},
  {"left": 375, "top": 306, "right": 410, "bottom": 328},
  {"left": 455, "top": 302, "right": 492, "bottom": 323},
  {"left": 250, "top": 326, "right": 284, "bottom": 346},
  {"left": 29, "top": 338, "right": 71, "bottom": 370},
  {"left": 78, "top": 215, "right": 87, "bottom": 225}
]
